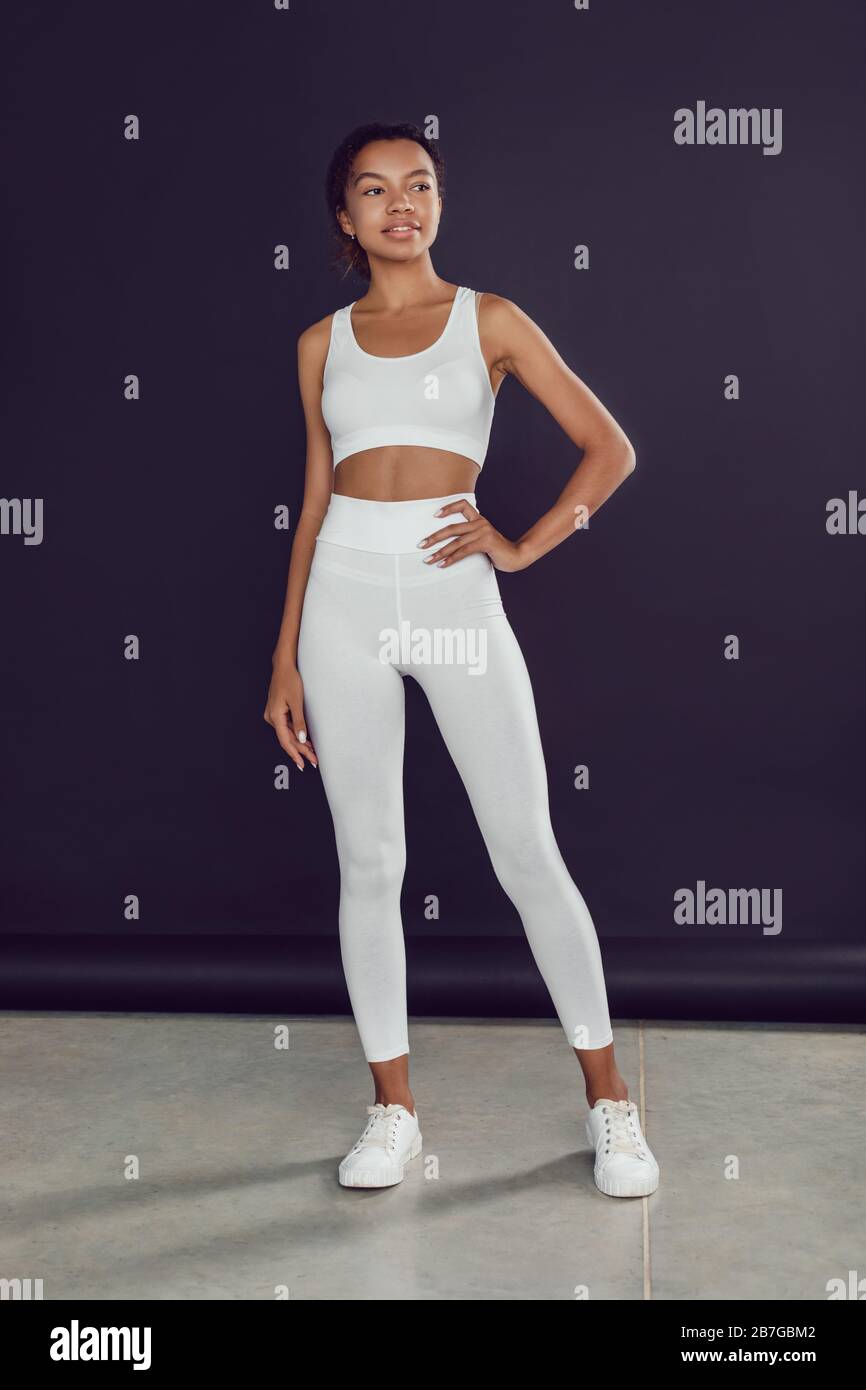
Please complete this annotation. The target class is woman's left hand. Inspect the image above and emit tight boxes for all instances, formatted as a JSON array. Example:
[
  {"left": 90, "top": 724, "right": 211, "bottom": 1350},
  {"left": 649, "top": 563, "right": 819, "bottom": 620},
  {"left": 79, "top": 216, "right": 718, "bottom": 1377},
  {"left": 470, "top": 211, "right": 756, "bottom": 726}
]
[{"left": 418, "top": 499, "right": 529, "bottom": 572}]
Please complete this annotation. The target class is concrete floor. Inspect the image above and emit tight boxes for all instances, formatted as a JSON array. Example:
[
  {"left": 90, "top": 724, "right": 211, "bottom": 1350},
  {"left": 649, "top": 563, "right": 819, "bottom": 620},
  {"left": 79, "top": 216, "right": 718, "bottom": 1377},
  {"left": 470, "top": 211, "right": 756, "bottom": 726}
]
[{"left": 1, "top": 1013, "right": 863, "bottom": 1300}]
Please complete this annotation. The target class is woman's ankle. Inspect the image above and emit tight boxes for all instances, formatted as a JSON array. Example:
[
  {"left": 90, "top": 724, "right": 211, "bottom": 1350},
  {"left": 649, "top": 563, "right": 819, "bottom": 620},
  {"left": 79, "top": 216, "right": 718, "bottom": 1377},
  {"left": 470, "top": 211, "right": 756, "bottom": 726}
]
[
  {"left": 586, "top": 1083, "right": 629, "bottom": 1108},
  {"left": 375, "top": 1094, "right": 415, "bottom": 1115}
]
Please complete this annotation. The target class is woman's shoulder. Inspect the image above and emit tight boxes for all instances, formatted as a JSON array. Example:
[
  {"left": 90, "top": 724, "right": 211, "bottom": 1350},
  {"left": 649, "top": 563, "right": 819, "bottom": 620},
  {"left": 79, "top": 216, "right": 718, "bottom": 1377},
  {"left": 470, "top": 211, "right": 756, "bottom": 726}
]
[
  {"left": 473, "top": 288, "right": 518, "bottom": 314},
  {"left": 296, "top": 300, "right": 351, "bottom": 373},
  {"left": 477, "top": 290, "right": 548, "bottom": 337},
  {"left": 472, "top": 289, "right": 526, "bottom": 343},
  {"left": 298, "top": 301, "right": 347, "bottom": 345},
  {"left": 472, "top": 288, "right": 522, "bottom": 326}
]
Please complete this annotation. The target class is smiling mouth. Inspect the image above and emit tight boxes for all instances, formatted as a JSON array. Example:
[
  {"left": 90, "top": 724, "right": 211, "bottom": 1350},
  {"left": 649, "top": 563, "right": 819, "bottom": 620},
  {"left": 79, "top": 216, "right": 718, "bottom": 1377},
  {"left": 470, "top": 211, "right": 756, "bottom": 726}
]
[{"left": 383, "top": 224, "right": 420, "bottom": 234}]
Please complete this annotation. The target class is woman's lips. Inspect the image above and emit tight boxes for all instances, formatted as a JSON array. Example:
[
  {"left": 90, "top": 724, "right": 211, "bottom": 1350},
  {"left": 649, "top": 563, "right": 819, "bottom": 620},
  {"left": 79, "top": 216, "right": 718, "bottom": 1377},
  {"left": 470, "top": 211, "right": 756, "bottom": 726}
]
[{"left": 382, "top": 226, "right": 419, "bottom": 237}]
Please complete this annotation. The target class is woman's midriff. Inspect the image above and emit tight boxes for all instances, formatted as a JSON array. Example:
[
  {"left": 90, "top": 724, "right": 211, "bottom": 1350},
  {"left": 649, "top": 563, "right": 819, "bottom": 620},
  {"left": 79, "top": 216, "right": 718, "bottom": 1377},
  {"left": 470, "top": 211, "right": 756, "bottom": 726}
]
[{"left": 332, "top": 445, "right": 481, "bottom": 502}]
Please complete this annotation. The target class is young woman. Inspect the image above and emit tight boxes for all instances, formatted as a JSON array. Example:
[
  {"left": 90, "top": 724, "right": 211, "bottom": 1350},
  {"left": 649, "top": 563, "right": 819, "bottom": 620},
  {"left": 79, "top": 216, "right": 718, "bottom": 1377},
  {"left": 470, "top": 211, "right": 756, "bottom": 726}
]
[{"left": 264, "top": 122, "right": 659, "bottom": 1199}]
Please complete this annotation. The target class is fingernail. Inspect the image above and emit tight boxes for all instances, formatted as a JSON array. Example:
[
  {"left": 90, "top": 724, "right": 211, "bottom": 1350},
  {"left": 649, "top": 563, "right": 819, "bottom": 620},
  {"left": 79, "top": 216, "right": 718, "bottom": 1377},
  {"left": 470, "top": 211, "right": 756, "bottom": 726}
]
[
  {"left": 298, "top": 730, "right": 307, "bottom": 742},
  {"left": 434, "top": 508, "right": 444, "bottom": 516},
  {"left": 417, "top": 539, "right": 428, "bottom": 548}
]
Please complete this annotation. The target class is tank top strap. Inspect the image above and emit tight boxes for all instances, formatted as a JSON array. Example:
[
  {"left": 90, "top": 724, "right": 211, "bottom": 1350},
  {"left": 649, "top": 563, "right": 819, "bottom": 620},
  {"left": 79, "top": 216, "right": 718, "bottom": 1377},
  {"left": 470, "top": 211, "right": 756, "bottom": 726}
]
[
  {"left": 449, "top": 285, "right": 477, "bottom": 350},
  {"left": 329, "top": 301, "right": 353, "bottom": 353}
]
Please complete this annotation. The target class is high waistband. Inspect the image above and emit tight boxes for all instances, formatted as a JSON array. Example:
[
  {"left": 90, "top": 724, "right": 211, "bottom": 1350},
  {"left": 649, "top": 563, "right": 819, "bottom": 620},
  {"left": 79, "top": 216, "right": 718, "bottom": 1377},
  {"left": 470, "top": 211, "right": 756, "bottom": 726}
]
[{"left": 316, "top": 492, "right": 477, "bottom": 555}]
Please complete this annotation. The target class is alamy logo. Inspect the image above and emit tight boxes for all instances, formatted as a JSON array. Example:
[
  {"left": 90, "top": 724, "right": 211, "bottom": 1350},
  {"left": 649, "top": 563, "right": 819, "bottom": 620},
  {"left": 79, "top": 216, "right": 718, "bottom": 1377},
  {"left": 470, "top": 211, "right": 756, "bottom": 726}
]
[
  {"left": 0, "top": 1276, "right": 43, "bottom": 1299},
  {"left": 379, "top": 622, "right": 488, "bottom": 674},
  {"left": 49, "top": 1320, "right": 152, "bottom": 1370},
  {"left": 674, "top": 101, "right": 782, "bottom": 156},
  {"left": 0, "top": 497, "right": 43, "bottom": 544},
  {"left": 674, "top": 880, "right": 782, "bottom": 935},
  {"left": 826, "top": 1269, "right": 866, "bottom": 1299},
  {"left": 826, "top": 491, "right": 866, "bottom": 534}
]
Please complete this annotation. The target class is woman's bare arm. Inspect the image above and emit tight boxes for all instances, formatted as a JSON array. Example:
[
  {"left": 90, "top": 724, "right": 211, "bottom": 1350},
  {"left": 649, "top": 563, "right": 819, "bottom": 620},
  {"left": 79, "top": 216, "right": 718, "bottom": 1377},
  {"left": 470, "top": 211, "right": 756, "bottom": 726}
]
[
  {"left": 421, "top": 294, "right": 636, "bottom": 569},
  {"left": 271, "top": 318, "right": 334, "bottom": 666},
  {"left": 263, "top": 316, "right": 334, "bottom": 769},
  {"left": 498, "top": 295, "right": 636, "bottom": 555}
]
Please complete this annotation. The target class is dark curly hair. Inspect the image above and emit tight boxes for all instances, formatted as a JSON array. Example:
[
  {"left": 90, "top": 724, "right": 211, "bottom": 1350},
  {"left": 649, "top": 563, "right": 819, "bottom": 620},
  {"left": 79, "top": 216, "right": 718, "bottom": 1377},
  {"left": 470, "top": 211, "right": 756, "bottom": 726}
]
[{"left": 325, "top": 122, "right": 446, "bottom": 285}]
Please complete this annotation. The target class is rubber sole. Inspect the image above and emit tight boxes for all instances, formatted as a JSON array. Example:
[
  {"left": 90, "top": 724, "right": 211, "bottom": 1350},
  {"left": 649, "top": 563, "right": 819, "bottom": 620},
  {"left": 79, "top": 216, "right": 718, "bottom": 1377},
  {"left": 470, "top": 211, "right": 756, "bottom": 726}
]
[
  {"left": 585, "top": 1118, "right": 660, "bottom": 1197},
  {"left": 338, "top": 1130, "right": 423, "bottom": 1188}
]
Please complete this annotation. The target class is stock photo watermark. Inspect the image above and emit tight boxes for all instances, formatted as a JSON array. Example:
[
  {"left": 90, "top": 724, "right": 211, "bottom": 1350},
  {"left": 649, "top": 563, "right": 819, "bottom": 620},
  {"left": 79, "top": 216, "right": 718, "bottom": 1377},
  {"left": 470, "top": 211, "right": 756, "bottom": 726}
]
[{"left": 378, "top": 622, "right": 488, "bottom": 674}]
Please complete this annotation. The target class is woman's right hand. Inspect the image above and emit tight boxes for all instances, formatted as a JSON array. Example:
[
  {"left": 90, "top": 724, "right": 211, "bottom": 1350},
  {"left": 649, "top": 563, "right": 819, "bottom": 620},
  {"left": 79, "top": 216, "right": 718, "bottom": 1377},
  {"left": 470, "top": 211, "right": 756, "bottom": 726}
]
[{"left": 263, "top": 660, "right": 318, "bottom": 772}]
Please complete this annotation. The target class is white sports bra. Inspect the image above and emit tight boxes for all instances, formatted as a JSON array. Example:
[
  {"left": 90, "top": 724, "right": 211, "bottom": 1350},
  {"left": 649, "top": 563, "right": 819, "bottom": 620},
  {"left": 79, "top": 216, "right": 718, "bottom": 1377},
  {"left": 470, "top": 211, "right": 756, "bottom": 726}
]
[{"left": 321, "top": 286, "right": 497, "bottom": 471}]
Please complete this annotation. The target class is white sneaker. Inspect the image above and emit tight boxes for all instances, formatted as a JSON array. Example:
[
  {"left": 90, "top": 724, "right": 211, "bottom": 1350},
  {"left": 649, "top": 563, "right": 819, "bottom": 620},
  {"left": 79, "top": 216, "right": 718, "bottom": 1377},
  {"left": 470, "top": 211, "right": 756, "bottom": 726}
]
[
  {"left": 338, "top": 1102, "right": 422, "bottom": 1188},
  {"left": 585, "top": 1098, "right": 659, "bottom": 1197}
]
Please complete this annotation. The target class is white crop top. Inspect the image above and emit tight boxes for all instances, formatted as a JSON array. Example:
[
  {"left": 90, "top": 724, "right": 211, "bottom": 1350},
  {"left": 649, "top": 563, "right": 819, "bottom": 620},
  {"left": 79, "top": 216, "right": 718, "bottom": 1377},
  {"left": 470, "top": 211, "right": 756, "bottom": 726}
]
[{"left": 321, "top": 286, "right": 496, "bottom": 470}]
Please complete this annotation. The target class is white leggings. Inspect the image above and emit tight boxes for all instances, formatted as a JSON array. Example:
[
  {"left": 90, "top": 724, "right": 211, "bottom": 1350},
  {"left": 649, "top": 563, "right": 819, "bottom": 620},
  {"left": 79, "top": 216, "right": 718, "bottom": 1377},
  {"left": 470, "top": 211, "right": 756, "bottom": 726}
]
[{"left": 296, "top": 491, "right": 614, "bottom": 1062}]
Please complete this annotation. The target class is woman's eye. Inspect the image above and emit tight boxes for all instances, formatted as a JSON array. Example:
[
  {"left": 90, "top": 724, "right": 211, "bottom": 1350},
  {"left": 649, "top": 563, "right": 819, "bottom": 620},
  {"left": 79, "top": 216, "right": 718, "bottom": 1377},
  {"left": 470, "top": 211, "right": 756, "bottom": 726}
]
[{"left": 361, "top": 182, "right": 431, "bottom": 196}]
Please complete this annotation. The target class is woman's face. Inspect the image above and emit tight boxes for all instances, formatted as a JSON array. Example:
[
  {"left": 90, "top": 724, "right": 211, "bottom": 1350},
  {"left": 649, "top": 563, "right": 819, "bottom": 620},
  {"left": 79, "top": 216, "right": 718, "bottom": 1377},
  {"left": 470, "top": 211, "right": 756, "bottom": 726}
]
[{"left": 338, "top": 138, "right": 441, "bottom": 265}]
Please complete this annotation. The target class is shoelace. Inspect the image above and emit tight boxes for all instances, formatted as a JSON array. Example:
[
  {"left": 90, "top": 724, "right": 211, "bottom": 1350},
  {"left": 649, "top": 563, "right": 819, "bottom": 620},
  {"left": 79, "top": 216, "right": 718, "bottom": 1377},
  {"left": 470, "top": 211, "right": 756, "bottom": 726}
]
[
  {"left": 598, "top": 1100, "right": 648, "bottom": 1158},
  {"left": 352, "top": 1104, "right": 406, "bottom": 1154}
]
